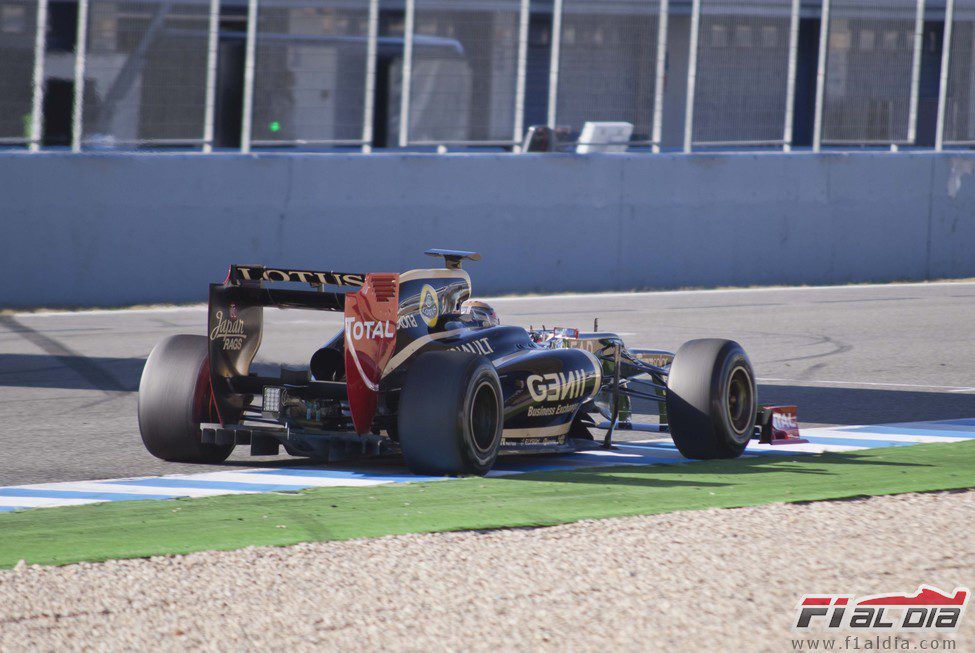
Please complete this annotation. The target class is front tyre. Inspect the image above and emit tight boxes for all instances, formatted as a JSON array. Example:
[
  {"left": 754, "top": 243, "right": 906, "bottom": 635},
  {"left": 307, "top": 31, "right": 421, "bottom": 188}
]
[
  {"left": 398, "top": 351, "right": 503, "bottom": 476},
  {"left": 138, "top": 334, "right": 235, "bottom": 463},
  {"left": 665, "top": 339, "right": 757, "bottom": 459}
]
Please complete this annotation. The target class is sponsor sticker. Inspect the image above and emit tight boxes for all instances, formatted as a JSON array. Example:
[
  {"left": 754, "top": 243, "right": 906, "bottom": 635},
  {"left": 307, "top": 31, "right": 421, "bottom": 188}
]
[
  {"left": 526, "top": 370, "right": 590, "bottom": 403},
  {"left": 210, "top": 309, "right": 246, "bottom": 351},
  {"left": 419, "top": 284, "right": 439, "bottom": 328}
]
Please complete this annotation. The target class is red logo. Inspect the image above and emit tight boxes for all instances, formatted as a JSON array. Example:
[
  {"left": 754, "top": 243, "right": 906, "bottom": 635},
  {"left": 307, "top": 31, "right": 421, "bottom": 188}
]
[{"left": 794, "top": 585, "right": 969, "bottom": 631}]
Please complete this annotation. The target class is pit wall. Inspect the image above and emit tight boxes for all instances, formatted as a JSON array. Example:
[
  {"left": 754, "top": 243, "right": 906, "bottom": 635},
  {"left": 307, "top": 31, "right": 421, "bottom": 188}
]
[{"left": 2, "top": 151, "right": 973, "bottom": 307}]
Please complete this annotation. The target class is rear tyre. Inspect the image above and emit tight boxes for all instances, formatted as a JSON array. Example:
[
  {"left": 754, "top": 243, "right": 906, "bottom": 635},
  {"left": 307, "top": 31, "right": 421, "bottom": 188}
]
[
  {"left": 398, "top": 351, "right": 503, "bottom": 476},
  {"left": 665, "top": 339, "right": 756, "bottom": 459},
  {"left": 138, "top": 334, "right": 235, "bottom": 463}
]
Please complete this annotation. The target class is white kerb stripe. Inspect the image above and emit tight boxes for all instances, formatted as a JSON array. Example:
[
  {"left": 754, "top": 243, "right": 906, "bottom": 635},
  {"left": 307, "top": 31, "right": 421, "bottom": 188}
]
[
  {"left": 172, "top": 472, "right": 395, "bottom": 487},
  {"left": 19, "top": 482, "right": 255, "bottom": 497},
  {"left": 805, "top": 431, "right": 962, "bottom": 444},
  {"left": 0, "top": 496, "right": 104, "bottom": 508}
]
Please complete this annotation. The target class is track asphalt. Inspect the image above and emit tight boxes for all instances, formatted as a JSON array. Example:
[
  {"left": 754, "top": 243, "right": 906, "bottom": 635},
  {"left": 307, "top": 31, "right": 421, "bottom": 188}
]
[{"left": 1, "top": 280, "right": 973, "bottom": 487}]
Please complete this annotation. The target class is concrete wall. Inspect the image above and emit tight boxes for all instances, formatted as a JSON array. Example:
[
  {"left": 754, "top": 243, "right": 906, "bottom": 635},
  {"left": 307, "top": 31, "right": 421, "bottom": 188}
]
[{"left": 2, "top": 151, "right": 974, "bottom": 308}]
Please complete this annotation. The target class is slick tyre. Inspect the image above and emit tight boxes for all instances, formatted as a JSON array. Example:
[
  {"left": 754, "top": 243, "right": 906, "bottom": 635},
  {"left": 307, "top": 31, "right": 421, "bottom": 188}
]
[
  {"left": 398, "top": 351, "right": 503, "bottom": 476},
  {"left": 665, "top": 338, "right": 757, "bottom": 459},
  {"left": 138, "top": 334, "right": 235, "bottom": 463}
]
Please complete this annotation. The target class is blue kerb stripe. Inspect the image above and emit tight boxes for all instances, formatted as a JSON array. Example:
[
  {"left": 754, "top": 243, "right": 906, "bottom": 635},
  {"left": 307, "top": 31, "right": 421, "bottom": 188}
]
[
  {"left": 926, "top": 418, "right": 975, "bottom": 427},
  {"left": 802, "top": 436, "right": 905, "bottom": 448},
  {"left": 110, "top": 478, "right": 311, "bottom": 492},
  {"left": 496, "top": 455, "right": 686, "bottom": 472},
  {"left": 248, "top": 468, "right": 441, "bottom": 483},
  {"left": 0, "top": 488, "right": 175, "bottom": 501},
  {"left": 842, "top": 426, "right": 975, "bottom": 438}
]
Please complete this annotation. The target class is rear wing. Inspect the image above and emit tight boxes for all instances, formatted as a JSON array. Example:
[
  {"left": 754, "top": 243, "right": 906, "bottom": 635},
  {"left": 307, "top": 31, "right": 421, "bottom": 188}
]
[
  {"left": 207, "top": 264, "right": 399, "bottom": 432},
  {"left": 227, "top": 265, "right": 366, "bottom": 288}
]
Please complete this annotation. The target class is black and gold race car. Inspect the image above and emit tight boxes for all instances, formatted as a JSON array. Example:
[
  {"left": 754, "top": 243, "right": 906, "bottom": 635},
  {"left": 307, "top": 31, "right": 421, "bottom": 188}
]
[{"left": 138, "top": 250, "right": 763, "bottom": 475}]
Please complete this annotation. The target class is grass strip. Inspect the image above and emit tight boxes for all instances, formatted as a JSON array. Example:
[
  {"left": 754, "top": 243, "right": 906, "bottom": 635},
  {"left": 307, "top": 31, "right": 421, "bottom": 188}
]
[{"left": 1, "top": 441, "right": 973, "bottom": 568}]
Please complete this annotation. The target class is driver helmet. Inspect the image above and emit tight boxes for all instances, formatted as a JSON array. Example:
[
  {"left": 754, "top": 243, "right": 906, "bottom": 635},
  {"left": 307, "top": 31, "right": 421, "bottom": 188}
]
[{"left": 460, "top": 299, "right": 500, "bottom": 327}]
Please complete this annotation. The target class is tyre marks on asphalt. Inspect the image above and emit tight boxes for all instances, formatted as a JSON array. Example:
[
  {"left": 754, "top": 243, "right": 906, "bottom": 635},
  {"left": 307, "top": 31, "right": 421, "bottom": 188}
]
[
  {"left": 0, "top": 418, "right": 973, "bottom": 512},
  {"left": 0, "top": 316, "right": 132, "bottom": 394}
]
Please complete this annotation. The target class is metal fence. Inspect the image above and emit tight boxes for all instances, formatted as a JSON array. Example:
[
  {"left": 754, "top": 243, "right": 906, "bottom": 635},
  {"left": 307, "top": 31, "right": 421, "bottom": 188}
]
[
  {"left": 816, "top": 0, "right": 924, "bottom": 148},
  {"left": 7, "top": 0, "right": 975, "bottom": 152},
  {"left": 243, "top": 0, "right": 376, "bottom": 151},
  {"left": 687, "top": 0, "right": 799, "bottom": 150},
  {"left": 0, "top": 0, "right": 43, "bottom": 147},
  {"left": 550, "top": 0, "right": 665, "bottom": 148},
  {"left": 78, "top": 0, "right": 218, "bottom": 149},
  {"left": 398, "top": 0, "right": 528, "bottom": 146}
]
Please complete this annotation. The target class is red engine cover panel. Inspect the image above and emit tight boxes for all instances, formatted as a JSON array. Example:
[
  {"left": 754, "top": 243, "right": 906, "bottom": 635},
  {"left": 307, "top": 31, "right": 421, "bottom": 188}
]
[{"left": 344, "top": 274, "right": 399, "bottom": 434}]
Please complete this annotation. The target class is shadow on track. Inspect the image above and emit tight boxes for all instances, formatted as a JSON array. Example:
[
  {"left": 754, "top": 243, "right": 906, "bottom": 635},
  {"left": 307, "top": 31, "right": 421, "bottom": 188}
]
[
  {"left": 0, "top": 353, "right": 141, "bottom": 392},
  {"left": 758, "top": 384, "right": 975, "bottom": 426}
]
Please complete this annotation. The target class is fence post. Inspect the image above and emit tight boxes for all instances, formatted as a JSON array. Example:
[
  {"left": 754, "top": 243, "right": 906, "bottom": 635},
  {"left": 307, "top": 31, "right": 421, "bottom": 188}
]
[
  {"left": 71, "top": 0, "right": 89, "bottom": 153},
  {"left": 812, "top": 0, "right": 830, "bottom": 153},
  {"left": 651, "top": 0, "right": 669, "bottom": 153},
  {"left": 907, "top": 0, "right": 926, "bottom": 146},
  {"left": 513, "top": 0, "right": 530, "bottom": 147},
  {"left": 783, "top": 0, "right": 800, "bottom": 151},
  {"left": 240, "top": 0, "right": 258, "bottom": 154},
  {"left": 546, "top": 0, "right": 563, "bottom": 129},
  {"left": 398, "top": 0, "right": 415, "bottom": 147},
  {"left": 361, "top": 0, "right": 379, "bottom": 152},
  {"left": 936, "top": 0, "right": 954, "bottom": 152},
  {"left": 29, "top": 0, "right": 48, "bottom": 152},
  {"left": 202, "top": 0, "right": 220, "bottom": 153},
  {"left": 682, "top": 0, "right": 700, "bottom": 153}
]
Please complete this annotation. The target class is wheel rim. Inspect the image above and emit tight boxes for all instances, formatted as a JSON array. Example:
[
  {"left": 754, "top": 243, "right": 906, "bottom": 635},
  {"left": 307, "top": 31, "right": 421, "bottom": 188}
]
[
  {"left": 725, "top": 365, "right": 754, "bottom": 437},
  {"left": 469, "top": 380, "right": 500, "bottom": 453}
]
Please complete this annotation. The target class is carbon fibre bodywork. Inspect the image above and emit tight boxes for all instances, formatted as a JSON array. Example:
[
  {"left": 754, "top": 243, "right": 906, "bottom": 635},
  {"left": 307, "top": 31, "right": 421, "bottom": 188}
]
[{"left": 199, "top": 251, "right": 671, "bottom": 461}]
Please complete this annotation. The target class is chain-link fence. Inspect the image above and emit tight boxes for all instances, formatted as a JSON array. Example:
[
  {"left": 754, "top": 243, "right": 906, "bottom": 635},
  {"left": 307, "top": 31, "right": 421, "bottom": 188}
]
[
  {"left": 818, "top": 0, "right": 924, "bottom": 146},
  {"left": 690, "top": 0, "right": 798, "bottom": 147},
  {"left": 12, "top": 0, "right": 975, "bottom": 153},
  {"left": 398, "top": 0, "right": 527, "bottom": 146},
  {"left": 942, "top": 0, "right": 975, "bottom": 145},
  {"left": 0, "top": 0, "right": 43, "bottom": 145},
  {"left": 79, "top": 0, "right": 217, "bottom": 148},
  {"left": 551, "top": 0, "right": 663, "bottom": 145},
  {"left": 246, "top": 0, "right": 375, "bottom": 148}
]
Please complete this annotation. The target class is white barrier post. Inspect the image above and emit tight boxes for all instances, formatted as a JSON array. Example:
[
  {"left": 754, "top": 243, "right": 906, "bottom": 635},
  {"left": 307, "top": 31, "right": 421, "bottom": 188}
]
[
  {"left": 907, "top": 0, "right": 926, "bottom": 147},
  {"left": 202, "top": 0, "right": 220, "bottom": 153},
  {"left": 398, "top": 0, "right": 415, "bottom": 147},
  {"left": 361, "top": 0, "right": 379, "bottom": 152},
  {"left": 29, "top": 0, "right": 49, "bottom": 152},
  {"left": 71, "top": 0, "right": 90, "bottom": 153},
  {"left": 546, "top": 0, "right": 563, "bottom": 128},
  {"left": 682, "top": 0, "right": 700, "bottom": 153},
  {"left": 240, "top": 0, "right": 258, "bottom": 154},
  {"left": 651, "top": 0, "right": 669, "bottom": 153},
  {"left": 812, "top": 0, "right": 830, "bottom": 153},
  {"left": 936, "top": 0, "right": 954, "bottom": 152},
  {"left": 783, "top": 0, "right": 801, "bottom": 151},
  {"left": 513, "top": 0, "right": 530, "bottom": 148}
]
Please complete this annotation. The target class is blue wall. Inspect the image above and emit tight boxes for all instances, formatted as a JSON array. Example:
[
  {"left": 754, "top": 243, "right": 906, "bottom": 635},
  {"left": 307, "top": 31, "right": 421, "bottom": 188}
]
[{"left": 2, "top": 151, "right": 974, "bottom": 307}]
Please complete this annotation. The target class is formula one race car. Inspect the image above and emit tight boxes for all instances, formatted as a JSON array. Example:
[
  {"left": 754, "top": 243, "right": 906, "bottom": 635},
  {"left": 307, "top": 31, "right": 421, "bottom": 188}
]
[{"left": 138, "top": 250, "right": 768, "bottom": 475}]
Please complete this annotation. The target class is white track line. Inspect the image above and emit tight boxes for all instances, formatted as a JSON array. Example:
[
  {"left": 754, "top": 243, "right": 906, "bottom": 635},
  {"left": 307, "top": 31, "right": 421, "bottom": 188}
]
[{"left": 758, "top": 378, "right": 975, "bottom": 393}]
